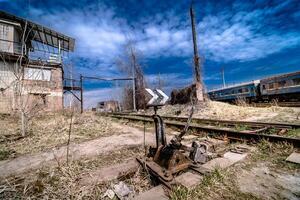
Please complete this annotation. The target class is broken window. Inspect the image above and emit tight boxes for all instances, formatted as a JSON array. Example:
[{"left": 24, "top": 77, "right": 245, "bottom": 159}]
[
  {"left": 24, "top": 67, "right": 51, "bottom": 81},
  {"left": 278, "top": 80, "right": 286, "bottom": 88},
  {"left": 268, "top": 83, "right": 274, "bottom": 89},
  {"left": 0, "top": 23, "right": 9, "bottom": 38},
  {"left": 293, "top": 78, "right": 300, "bottom": 86},
  {"left": 0, "top": 23, "right": 12, "bottom": 53}
]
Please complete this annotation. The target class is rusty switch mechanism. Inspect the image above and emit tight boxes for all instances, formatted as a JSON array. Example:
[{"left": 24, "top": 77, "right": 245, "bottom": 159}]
[{"left": 137, "top": 105, "right": 209, "bottom": 187}]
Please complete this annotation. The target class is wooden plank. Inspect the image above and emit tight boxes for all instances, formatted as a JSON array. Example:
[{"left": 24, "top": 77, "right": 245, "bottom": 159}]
[
  {"left": 80, "top": 159, "right": 139, "bottom": 186},
  {"left": 134, "top": 185, "right": 168, "bottom": 200},
  {"left": 286, "top": 152, "right": 300, "bottom": 164},
  {"left": 202, "top": 152, "right": 248, "bottom": 170},
  {"left": 174, "top": 172, "right": 203, "bottom": 189}
]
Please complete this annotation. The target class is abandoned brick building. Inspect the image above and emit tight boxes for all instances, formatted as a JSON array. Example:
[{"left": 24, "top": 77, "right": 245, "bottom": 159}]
[
  {"left": 0, "top": 11, "right": 75, "bottom": 114},
  {"left": 96, "top": 100, "right": 120, "bottom": 112}
]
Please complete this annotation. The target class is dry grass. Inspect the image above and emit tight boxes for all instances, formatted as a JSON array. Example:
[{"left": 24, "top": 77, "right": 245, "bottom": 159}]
[
  {"left": 0, "top": 111, "right": 117, "bottom": 160},
  {"left": 147, "top": 101, "right": 300, "bottom": 123},
  {"left": 249, "top": 140, "right": 300, "bottom": 171},
  {"left": 170, "top": 168, "right": 262, "bottom": 200},
  {"left": 0, "top": 146, "right": 147, "bottom": 199}
]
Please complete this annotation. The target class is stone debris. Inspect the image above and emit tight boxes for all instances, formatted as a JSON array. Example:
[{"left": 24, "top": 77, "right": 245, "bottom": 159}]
[
  {"left": 113, "top": 181, "right": 133, "bottom": 199},
  {"left": 103, "top": 189, "right": 115, "bottom": 199}
]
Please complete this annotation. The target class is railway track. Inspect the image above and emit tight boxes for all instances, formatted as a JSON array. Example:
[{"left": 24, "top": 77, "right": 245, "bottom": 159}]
[
  {"left": 106, "top": 112, "right": 300, "bottom": 147},
  {"left": 109, "top": 112, "right": 300, "bottom": 129},
  {"left": 250, "top": 101, "right": 300, "bottom": 107}
]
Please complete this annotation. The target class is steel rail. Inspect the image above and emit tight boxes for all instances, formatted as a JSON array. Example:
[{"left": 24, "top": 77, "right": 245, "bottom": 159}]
[
  {"left": 108, "top": 114, "right": 300, "bottom": 147},
  {"left": 251, "top": 102, "right": 300, "bottom": 108}
]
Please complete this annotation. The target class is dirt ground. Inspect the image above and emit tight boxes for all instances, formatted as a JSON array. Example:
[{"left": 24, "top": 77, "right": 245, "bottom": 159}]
[
  {"left": 0, "top": 103, "right": 299, "bottom": 199},
  {"left": 238, "top": 163, "right": 300, "bottom": 200},
  {"left": 0, "top": 116, "right": 166, "bottom": 177},
  {"left": 169, "top": 141, "right": 300, "bottom": 200}
]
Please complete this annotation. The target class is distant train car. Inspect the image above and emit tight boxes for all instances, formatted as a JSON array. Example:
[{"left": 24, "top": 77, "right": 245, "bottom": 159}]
[
  {"left": 260, "top": 71, "right": 300, "bottom": 101},
  {"left": 208, "top": 80, "right": 260, "bottom": 102}
]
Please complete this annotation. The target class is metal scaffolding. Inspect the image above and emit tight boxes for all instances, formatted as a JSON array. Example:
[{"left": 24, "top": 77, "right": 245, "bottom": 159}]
[{"left": 63, "top": 75, "right": 135, "bottom": 113}]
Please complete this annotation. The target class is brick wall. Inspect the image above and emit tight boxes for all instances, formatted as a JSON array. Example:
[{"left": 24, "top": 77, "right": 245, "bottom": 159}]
[{"left": 0, "top": 60, "right": 63, "bottom": 114}]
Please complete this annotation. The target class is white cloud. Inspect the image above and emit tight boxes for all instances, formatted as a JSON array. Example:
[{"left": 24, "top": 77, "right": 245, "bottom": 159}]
[{"left": 29, "top": 1, "right": 300, "bottom": 66}]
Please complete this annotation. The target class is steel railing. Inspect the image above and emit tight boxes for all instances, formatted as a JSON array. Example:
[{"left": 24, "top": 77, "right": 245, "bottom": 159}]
[{"left": 0, "top": 39, "right": 24, "bottom": 55}]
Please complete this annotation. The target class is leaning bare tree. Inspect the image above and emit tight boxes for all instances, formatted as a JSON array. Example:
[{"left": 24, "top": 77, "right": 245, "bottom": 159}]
[{"left": 116, "top": 40, "right": 147, "bottom": 110}]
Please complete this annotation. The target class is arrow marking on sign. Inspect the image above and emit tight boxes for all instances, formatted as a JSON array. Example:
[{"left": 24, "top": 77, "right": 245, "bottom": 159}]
[
  {"left": 146, "top": 88, "right": 169, "bottom": 106},
  {"left": 156, "top": 89, "right": 169, "bottom": 104},
  {"left": 146, "top": 88, "right": 158, "bottom": 105}
]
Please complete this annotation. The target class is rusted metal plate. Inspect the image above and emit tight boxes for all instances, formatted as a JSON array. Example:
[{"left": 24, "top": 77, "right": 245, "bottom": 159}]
[{"left": 144, "top": 160, "right": 173, "bottom": 182}]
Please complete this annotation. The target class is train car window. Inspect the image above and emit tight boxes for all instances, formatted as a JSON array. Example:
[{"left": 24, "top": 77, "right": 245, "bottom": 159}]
[
  {"left": 278, "top": 80, "right": 286, "bottom": 88},
  {"left": 244, "top": 88, "right": 249, "bottom": 93},
  {"left": 262, "top": 85, "right": 266, "bottom": 90},
  {"left": 293, "top": 78, "right": 300, "bottom": 86},
  {"left": 238, "top": 89, "right": 243, "bottom": 93},
  {"left": 269, "top": 83, "right": 274, "bottom": 89},
  {"left": 251, "top": 87, "right": 254, "bottom": 92},
  {"left": 231, "top": 90, "right": 235, "bottom": 94}
]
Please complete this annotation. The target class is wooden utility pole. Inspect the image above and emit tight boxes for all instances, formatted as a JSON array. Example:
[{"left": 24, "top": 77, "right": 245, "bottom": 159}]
[{"left": 190, "top": 5, "right": 204, "bottom": 101}]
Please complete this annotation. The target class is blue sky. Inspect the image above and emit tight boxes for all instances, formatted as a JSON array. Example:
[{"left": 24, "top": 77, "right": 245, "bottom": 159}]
[{"left": 1, "top": 0, "right": 300, "bottom": 107}]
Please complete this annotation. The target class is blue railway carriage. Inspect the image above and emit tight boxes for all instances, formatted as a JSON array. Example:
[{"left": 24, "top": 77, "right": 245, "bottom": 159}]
[
  {"left": 260, "top": 71, "right": 300, "bottom": 101},
  {"left": 208, "top": 80, "right": 260, "bottom": 102}
]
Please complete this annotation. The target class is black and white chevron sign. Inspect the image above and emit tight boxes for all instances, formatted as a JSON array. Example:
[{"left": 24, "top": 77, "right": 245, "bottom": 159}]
[{"left": 145, "top": 88, "right": 169, "bottom": 106}]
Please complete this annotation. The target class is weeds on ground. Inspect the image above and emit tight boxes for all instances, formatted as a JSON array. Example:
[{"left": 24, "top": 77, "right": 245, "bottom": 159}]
[
  {"left": 0, "top": 148, "right": 11, "bottom": 160},
  {"left": 235, "top": 97, "right": 249, "bottom": 107},
  {"left": 0, "top": 112, "right": 116, "bottom": 158},
  {"left": 234, "top": 125, "right": 249, "bottom": 132},
  {"left": 0, "top": 146, "right": 144, "bottom": 199},
  {"left": 170, "top": 169, "right": 261, "bottom": 200},
  {"left": 286, "top": 128, "right": 300, "bottom": 138},
  {"left": 265, "top": 127, "right": 277, "bottom": 135},
  {"left": 250, "top": 140, "right": 299, "bottom": 171}
]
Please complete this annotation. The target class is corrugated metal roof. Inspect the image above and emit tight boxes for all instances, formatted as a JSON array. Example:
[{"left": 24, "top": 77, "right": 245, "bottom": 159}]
[{"left": 0, "top": 11, "right": 75, "bottom": 52}]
